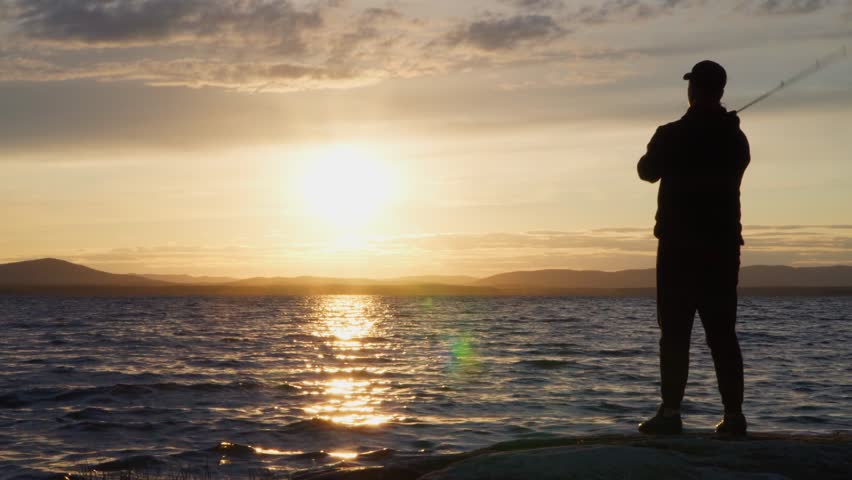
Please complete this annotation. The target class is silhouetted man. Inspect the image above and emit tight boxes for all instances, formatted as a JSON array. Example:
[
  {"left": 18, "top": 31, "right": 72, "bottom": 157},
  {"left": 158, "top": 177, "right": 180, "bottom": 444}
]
[{"left": 637, "top": 60, "right": 750, "bottom": 435}]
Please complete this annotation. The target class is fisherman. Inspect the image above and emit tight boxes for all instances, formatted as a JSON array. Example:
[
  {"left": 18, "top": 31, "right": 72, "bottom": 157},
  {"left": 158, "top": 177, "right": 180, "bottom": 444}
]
[{"left": 637, "top": 60, "right": 750, "bottom": 435}]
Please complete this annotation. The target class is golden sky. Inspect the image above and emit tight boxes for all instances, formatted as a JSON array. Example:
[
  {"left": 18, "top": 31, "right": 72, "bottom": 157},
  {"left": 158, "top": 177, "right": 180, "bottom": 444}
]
[{"left": 1, "top": 0, "right": 851, "bottom": 277}]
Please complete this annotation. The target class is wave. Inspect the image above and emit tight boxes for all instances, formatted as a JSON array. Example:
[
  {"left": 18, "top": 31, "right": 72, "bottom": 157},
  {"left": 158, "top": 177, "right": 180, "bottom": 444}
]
[
  {"left": 782, "top": 415, "right": 830, "bottom": 425},
  {"left": 281, "top": 417, "right": 384, "bottom": 434},
  {"left": 584, "top": 401, "right": 633, "bottom": 413},
  {"left": 596, "top": 348, "right": 645, "bottom": 357},
  {"left": 60, "top": 420, "right": 157, "bottom": 432},
  {"left": 183, "top": 358, "right": 262, "bottom": 369},
  {"left": 63, "top": 406, "right": 111, "bottom": 420},
  {"left": 208, "top": 441, "right": 396, "bottom": 461},
  {"left": 54, "top": 384, "right": 154, "bottom": 401},
  {"left": 209, "top": 442, "right": 257, "bottom": 456},
  {"left": 219, "top": 337, "right": 249, "bottom": 342},
  {"left": 63, "top": 406, "right": 178, "bottom": 420},
  {"left": 2, "top": 381, "right": 301, "bottom": 408},
  {"left": 0, "top": 393, "right": 31, "bottom": 408},
  {"left": 89, "top": 455, "right": 164, "bottom": 472},
  {"left": 286, "top": 450, "right": 331, "bottom": 460},
  {"left": 210, "top": 441, "right": 320, "bottom": 459},
  {"left": 515, "top": 359, "right": 577, "bottom": 370},
  {"left": 360, "top": 336, "right": 392, "bottom": 343}
]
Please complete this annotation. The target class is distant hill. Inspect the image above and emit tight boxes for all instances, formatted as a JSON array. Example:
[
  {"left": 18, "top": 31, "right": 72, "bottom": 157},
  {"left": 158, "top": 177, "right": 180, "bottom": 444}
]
[
  {"left": 740, "top": 265, "right": 852, "bottom": 287},
  {"left": 388, "top": 275, "right": 478, "bottom": 286},
  {"left": 478, "top": 269, "right": 654, "bottom": 289},
  {"left": 0, "top": 258, "right": 169, "bottom": 286},
  {"left": 141, "top": 274, "right": 238, "bottom": 285},
  {"left": 0, "top": 259, "right": 850, "bottom": 296},
  {"left": 477, "top": 265, "right": 852, "bottom": 289}
]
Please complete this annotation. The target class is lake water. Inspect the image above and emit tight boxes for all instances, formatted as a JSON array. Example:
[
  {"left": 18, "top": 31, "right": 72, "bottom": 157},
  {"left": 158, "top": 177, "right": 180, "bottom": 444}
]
[{"left": 1, "top": 295, "right": 850, "bottom": 478}]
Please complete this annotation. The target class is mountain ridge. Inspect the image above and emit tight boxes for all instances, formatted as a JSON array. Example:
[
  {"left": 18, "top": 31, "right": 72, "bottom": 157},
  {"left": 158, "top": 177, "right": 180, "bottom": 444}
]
[
  {"left": 477, "top": 265, "right": 852, "bottom": 288},
  {"left": 141, "top": 274, "right": 239, "bottom": 285},
  {"left": 1, "top": 259, "right": 851, "bottom": 294},
  {"left": 0, "top": 258, "right": 169, "bottom": 287}
]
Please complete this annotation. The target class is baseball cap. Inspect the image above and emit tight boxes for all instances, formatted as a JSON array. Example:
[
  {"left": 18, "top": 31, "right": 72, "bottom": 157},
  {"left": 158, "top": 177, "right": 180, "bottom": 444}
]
[{"left": 683, "top": 60, "right": 726, "bottom": 90}]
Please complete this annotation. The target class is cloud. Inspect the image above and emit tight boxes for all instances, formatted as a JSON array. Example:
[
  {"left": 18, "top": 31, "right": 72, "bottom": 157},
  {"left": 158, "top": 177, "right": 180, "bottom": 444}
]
[
  {"left": 752, "top": 0, "right": 833, "bottom": 15},
  {"left": 8, "top": 0, "right": 322, "bottom": 51},
  {"left": 118, "top": 59, "right": 371, "bottom": 92},
  {"left": 446, "top": 14, "right": 567, "bottom": 51},
  {"left": 501, "top": 0, "right": 841, "bottom": 22},
  {"left": 746, "top": 224, "right": 852, "bottom": 230},
  {"left": 360, "top": 6, "right": 404, "bottom": 22},
  {"left": 502, "top": 0, "right": 566, "bottom": 11},
  {"left": 0, "top": 56, "right": 371, "bottom": 92},
  {"left": 387, "top": 230, "right": 657, "bottom": 253},
  {"left": 0, "top": 0, "right": 845, "bottom": 95},
  {"left": 570, "top": 0, "right": 699, "bottom": 24},
  {"left": 326, "top": 6, "right": 422, "bottom": 64},
  {"left": 0, "top": 0, "right": 440, "bottom": 92}
]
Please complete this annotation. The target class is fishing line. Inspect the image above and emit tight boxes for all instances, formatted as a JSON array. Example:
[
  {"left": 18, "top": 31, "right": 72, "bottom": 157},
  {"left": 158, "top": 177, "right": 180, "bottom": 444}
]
[{"left": 735, "top": 45, "right": 848, "bottom": 114}]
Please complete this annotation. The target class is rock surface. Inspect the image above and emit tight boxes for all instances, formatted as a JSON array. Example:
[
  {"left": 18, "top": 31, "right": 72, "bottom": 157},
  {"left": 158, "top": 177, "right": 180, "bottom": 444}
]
[
  {"left": 417, "top": 433, "right": 852, "bottom": 480},
  {"left": 297, "top": 433, "right": 852, "bottom": 480}
]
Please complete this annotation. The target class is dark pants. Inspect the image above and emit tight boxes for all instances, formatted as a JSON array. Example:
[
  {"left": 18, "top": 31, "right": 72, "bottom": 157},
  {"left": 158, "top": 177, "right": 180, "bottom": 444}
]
[{"left": 656, "top": 240, "right": 744, "bottom": 414}]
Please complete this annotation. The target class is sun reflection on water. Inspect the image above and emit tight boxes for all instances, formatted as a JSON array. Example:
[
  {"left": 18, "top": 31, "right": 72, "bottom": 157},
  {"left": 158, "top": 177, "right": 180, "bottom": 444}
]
[
  {"left": 252, "top": 447, "right": 304, "bottom": 456},
  {"left": 303, "top": 296, "right": 393, "bottom": 427},
  {"left": 313, "top": 296, "right": 378, "bottom": 341},
  {"left": 327, "top": 451, "right": 358, "bottom": 460}
]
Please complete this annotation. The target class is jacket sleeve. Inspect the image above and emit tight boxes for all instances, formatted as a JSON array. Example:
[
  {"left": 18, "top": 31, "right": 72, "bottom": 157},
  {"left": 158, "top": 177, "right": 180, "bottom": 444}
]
[
  {"left": 637, "top": 126, "right": 669, "bottom": 183},
  {"left": 737, "top": 130, "right": 751, "bottom": 171},
  {"left": 728, "top": 112, "right": 751, "bottom": 172}
]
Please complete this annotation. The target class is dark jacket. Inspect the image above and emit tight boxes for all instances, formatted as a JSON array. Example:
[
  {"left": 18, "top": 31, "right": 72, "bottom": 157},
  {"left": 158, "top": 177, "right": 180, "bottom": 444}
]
[{"left": 638, "top": 106, "right": 750, "bottom": 246}]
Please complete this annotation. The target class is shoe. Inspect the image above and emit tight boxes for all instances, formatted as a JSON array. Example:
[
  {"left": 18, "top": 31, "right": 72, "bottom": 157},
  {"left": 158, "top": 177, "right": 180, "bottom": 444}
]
[
  {"left": 638, "top": 405, "right": 683, "bottom": 435},
  {"left": 715, "top": 412, "right": 747, "bottom": 436}
]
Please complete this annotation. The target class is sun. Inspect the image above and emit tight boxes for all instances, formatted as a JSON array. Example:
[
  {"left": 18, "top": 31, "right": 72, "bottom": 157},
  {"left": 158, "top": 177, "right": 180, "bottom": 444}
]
[{"left": 300, "top": 145, "right": 395, "bottom": 228}]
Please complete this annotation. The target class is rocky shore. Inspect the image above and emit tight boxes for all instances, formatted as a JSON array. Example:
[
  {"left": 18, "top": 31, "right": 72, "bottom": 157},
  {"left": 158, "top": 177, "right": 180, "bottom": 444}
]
[{"left": 294, "top": 432, "right": 852, "bottom": 480}]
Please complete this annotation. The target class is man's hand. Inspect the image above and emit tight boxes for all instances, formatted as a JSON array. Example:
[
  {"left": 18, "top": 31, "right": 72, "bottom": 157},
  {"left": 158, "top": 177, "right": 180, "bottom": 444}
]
[{"left": 638, "top": 126, "right": 668, "bottom": 183}]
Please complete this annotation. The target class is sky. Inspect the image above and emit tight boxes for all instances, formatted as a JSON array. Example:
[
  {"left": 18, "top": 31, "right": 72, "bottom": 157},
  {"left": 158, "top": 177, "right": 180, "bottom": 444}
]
[{"left": 1, "top": 0, "right": 851, "bottom": 278}]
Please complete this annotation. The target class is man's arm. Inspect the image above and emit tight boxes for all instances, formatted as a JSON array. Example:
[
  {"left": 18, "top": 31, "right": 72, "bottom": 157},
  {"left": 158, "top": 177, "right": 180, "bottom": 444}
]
[
  {"left": 637, "top": 126, "right": 669, "bottom": 183},
  {"left": 727, "top": 112, "right": 750, "bottom": 172},
  {"left": 737, "top": 130, "right": 751, "bottom": 172}
]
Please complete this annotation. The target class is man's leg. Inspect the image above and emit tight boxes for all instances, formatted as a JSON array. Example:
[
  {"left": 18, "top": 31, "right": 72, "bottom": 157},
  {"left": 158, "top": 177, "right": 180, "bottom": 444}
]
[
  {"left": 639, "top": 242, "right": 696, "bottom": 434},
  {"left": 656, "top": 242, "right": 698, "bottom": 412},
  {"left": 697, "top": 248, "right": 744, "bottom": 416}
]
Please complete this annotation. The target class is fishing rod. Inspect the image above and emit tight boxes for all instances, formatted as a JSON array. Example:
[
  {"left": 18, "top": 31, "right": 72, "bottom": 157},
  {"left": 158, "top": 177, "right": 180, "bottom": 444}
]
[{"left": 735, "top": 45, "right": 848, "bottom": 114}]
